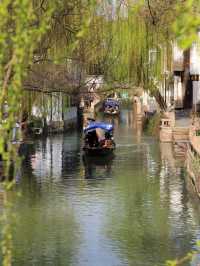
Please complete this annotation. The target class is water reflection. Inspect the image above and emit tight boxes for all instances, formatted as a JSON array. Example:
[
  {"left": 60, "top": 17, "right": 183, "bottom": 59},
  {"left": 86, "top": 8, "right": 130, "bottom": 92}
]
[
  {"left": 104, "top": 141, "right": 198, "bottom": 266},
  {"left": 5, "top": 109, "right": 200, "bottom": 266},
  {"left": 8, "top": 149, "right": 81, "bottom": 266},
  {"left": 82, "top": 154, "right": 114, "bottom": 179},
  {"left": 62, "top": 133, "right": 82, "bottom": 179}
]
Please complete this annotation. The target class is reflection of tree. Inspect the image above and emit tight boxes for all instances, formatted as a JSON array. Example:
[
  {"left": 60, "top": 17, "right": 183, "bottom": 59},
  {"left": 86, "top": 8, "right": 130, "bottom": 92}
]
[
  {"left": 83, "top": 154, "right": 113, "bottom": 179},
  {"left": 11, "top": 176, "right": 80, "bottom": 266},
  {"left": 8, "top": 136, "right": 81, "bottom": 266},
  {"left": 105, "top": 173, "right": 170, "bottom": 265},
  {"left": 61, "top": 133, "right": 81, "bottom": 179}
]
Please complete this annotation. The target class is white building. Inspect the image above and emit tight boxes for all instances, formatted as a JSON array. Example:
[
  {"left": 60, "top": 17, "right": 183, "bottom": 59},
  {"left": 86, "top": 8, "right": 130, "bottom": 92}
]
[
  {"left": 173, "top": 43, "right": 185, "bottom": 109},
  {"left": 172, "top": 35, "right": 200, "bottom": 110}
]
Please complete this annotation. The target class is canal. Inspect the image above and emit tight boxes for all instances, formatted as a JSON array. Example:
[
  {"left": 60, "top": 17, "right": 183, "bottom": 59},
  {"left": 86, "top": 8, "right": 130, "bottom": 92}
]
[{"left": 8, "top": 110, "right": 200, "bottom": 265}]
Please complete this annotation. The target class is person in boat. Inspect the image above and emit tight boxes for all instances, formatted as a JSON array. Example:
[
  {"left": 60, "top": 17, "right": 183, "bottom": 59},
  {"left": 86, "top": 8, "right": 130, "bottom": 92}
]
[
  {"left": 102, "top": 131, "right": 113, "bottom": 148},
  {"left": 86, "top": 130, "right": 113, "bottom": 148},
  {"left": 85, "top": 130, "right": 99, "bottom": 147},
  {"left": 85, "top": 128, "right": 112, "bottom": 148},
  {"left": 83, "top": 117, "right": 95, "bottom": 130},
  {"left": 96, "top": 129, "right": 113, "bottom": 148},
  {"left": 84, "top": 122, "right": 115, "bottom": 151}
]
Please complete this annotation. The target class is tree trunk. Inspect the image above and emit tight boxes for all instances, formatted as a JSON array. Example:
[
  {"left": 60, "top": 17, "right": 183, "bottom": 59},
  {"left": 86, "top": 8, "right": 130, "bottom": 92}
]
[{"left": 153, "top": 90, "right": 167, "bottom": 111}]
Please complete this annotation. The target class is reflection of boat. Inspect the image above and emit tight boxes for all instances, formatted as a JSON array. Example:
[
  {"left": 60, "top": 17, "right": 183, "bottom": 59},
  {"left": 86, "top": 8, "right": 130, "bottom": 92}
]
[
  {"left": 82, "top": 153, "right": 114, "bottom": 179},
  {"left": 103, "top": 98, "right": 120, "bottom": 115},
  {"left": 83, "top": 153, "right": 115, "bottom": 166},
  {"left": 83, "top": 122, "right": 116, "bottom": 156}
]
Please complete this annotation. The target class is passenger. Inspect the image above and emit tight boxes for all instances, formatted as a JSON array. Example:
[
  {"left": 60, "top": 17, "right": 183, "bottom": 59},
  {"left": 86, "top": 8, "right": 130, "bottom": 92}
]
[
  {"left": 86, "top": 130, "right": 99, "bottom": 147},
  {"left": 103, "top": 132, "right": 113, "bottom": 148},
  {"left": 96, "top": 128, "right": 105, "bottom": 147}
]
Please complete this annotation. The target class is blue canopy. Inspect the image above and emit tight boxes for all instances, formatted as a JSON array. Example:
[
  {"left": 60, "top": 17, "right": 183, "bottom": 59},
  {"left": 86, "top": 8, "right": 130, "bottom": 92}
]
[
  {"left": 84, "top": 122, "right": 114, "bottom": 133},
  {"left": 104, "top": 99, "right": 119, "bottom": 107}
]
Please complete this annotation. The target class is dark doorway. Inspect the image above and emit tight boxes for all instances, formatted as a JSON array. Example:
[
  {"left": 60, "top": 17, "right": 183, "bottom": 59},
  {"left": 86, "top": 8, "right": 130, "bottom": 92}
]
[{"left": 183, "top": 78, "right": 193, "bottom": 109}]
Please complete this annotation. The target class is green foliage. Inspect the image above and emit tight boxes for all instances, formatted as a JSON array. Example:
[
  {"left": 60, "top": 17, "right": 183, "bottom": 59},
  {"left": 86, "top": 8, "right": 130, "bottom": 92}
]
[
  {"left": 81, "top": 0, "right": 176, "bottom": 96},
  {"left": 165, "top": 251, "right": 196, "bottom": 266},
  {"left": 0, "top": 1, "right": 55, "bottom": 265},
  {"left": 173, "top": 0, "right": 200, "bottom": 49},
  {"left": 35, "top": 0, "right": 96, "bottom": 62},
  {"left": 1, "top": 0, "right": 200, "bottom": 265},
  {"left": 145, "top": 113, "right": 160, "bottom": 136},
  {"left": 0, "top": 0, "right": 54, "bottom": 172},
  {"left": 0, "top": 0, "right": 99, "bottom": 262}
]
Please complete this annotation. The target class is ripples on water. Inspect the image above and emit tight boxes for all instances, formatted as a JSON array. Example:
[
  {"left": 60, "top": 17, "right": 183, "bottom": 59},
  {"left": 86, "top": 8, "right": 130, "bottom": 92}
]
[{"left": 4, "top": 110, "right": 200, "bottom": 266}]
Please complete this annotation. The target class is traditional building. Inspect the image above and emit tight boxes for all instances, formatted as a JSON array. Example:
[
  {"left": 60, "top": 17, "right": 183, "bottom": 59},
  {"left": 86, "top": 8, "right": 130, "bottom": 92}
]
[
  {"left": 173, "top": 36, "right": 200, "bottom": 111},
  {"left": 23, "top": 62, "right": 83, "bottom": 133}
]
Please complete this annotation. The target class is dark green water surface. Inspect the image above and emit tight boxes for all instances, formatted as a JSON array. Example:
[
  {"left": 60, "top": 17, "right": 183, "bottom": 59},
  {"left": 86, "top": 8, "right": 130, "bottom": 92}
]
[{"left": 9, "top": 110, "right": 200, "bottom": 265}]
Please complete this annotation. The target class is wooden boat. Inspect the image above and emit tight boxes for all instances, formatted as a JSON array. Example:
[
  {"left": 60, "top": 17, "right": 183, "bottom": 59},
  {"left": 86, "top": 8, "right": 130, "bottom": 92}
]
[
  {"left": 83, "top": 122, "right": 116, "bottom": 156},
  {"left": 103, "top": 98, "right": 120, "bottom": 115}
]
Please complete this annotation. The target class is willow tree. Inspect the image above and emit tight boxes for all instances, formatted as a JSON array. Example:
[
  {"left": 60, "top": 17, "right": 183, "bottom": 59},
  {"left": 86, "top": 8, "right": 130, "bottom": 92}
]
[
  {"left": 0, "top": 0, "right": 96, "bottom": 265},
  {"left": 20, "top": 0, "right": 97, "bottom": 119},
  {"left": 86, "top": 0, "right": 200, "bottom": 109},
  {"left": 0, "top": 0, "right": 96, "bottom": 173},
  {"left": 174, "top": 0, "right": 200, "bottom": 49},
  {"left": 0, "top": 1, "right": 55, "bottom": 265},
  {"left": 79, "top": 0, "right": 184, "bottom": 108}
]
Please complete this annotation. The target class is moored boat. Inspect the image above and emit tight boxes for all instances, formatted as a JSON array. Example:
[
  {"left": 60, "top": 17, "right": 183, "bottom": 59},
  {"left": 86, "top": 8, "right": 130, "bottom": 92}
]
[
  {"left": 83, "top": 122, "right": 116, "bottom": 156},
  {"left": 103, "top": 98, "right": 120, "bottom": 115}
]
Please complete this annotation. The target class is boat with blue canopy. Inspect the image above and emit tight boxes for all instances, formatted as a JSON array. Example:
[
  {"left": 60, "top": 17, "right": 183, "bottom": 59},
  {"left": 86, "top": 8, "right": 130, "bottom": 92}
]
[
  {"left": 103, "top": 98, "right": 120, "bottom": 115},
  {"left": 83, "top": 121, "right": 116, "bottom": 156},
  {"left": 84, "top": 122, "right": 114, "bottom": 133}
]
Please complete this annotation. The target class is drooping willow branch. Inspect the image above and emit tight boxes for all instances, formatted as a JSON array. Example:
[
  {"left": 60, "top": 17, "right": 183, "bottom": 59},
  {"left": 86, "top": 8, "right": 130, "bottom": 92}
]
[{"left": 147, "top": 0, "right": 156, "bottom": 25}]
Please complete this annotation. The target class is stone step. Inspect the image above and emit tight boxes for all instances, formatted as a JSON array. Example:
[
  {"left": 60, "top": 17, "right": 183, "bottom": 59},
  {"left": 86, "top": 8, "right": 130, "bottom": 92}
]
[
  {"left": 174, "top": 140, "right": 189, "bottom": 144},
  {"left": 173, "top": 128, "right": 189, "bottom": 133},
  {"left": 172, "top": 127, "right": 189, "bottom": 142},
  {"left": 173, "top": 134, "right": 189, "bottom": 138},
  {"left": 173, "top": 136, "right": 189, "bottom": 141},
  {"left": 173, "top": 132, "right": 189, "bottom": 136}
]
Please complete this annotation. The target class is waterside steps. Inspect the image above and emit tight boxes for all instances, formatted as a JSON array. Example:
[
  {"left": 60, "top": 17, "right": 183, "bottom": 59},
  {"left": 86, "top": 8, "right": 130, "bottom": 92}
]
[
  {"left": 160, "top": 115, "right": 189, "bottom": 156},
  {"left": 172, "top": 127, "right": 190, "bottom": 156}
]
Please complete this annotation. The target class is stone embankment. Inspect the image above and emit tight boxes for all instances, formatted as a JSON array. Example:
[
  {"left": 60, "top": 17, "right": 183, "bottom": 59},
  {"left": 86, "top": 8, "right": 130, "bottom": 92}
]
[
  {"left": 159, "top": 111, "right": 200, "bottom": 198},
  {"left": 186, "top": 122, "right": 200, "bottom": 197},
  {"left": 159, "top": 111, "right": 190, "bottom": 156}
]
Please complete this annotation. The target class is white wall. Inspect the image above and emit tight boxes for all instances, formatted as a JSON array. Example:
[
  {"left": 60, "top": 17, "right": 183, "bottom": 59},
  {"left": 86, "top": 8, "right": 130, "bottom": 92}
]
[
  {"left": 141, "top": 91, "right": 157, "bottom": 112},
  {"left": 51, "top": 92, "right": 63, "bottom": 122},
  {"left": 190, "top": 34, "right": 200, "bottom": 107},
  {"left": 193, "top": 81, "right": 200, "bottom": 105},
  {"left": 173, "top": 43, "right": 184, "bottom": 71},
  {"left": 32, "top": 92, "right": 63, "bottom": 123},
  {"left": 190, "top": 41, "right": 200, "bottom": 75},
  {"left": 174, "top": 76, "right": 183, "bottom": 108}
]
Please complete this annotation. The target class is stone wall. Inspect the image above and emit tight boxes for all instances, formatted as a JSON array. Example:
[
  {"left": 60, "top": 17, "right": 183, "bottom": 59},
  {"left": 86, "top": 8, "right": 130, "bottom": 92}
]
[
  {"left": 186, "top": 123, "right": 200, "bottom": 198},
  {"left": 186, "top": 144, "right": 200, "bottom": 197}
]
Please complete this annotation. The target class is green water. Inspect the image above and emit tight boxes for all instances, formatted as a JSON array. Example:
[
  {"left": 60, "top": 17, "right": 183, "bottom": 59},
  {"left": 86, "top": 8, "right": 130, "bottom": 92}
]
[{"left": 5, "top": 110, "right": 200, "bottom": 266}]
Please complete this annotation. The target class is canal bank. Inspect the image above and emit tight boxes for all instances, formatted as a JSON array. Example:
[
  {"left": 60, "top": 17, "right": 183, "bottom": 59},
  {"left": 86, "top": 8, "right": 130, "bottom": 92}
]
[
  {"left": 3, "top": 109, "right": 200, "bottom": 266},
  {"left": 156, "top": 108, "right": 200, "bottom": 199}
]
